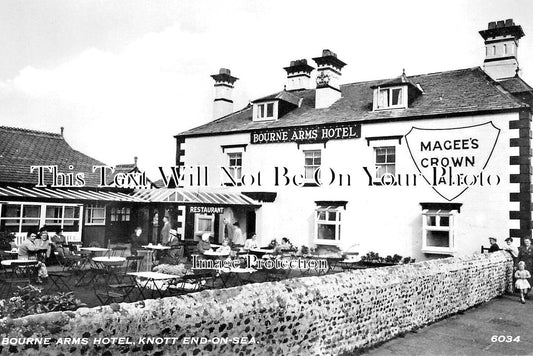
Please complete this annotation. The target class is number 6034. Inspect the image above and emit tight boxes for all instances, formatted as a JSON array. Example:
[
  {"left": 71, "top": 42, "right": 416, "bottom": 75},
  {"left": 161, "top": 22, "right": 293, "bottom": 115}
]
[{"left": 491, "top": 335, "right": 520, "bottom": 342}]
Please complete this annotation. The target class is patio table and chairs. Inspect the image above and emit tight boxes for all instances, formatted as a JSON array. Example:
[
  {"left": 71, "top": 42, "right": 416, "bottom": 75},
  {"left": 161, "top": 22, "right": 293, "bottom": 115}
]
[
  {"left": 127, "top": 271, "right": 182, "bottom": 299},
  {"left": 217, "top": 267, "right": 257, "bottom": 287},
  {"left": 203, "top": 250, "right": 231, "bottom": 259}
]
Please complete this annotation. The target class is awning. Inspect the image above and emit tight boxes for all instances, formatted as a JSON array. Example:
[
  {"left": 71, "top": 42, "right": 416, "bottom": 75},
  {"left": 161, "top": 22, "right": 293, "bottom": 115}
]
[
  {"left": 0, "top": 186, "right": 260, "bottom": 207},
  {"left": 0, "top": 186, "right": 146, "bottom": 203},
  {"left": 131, "top": 188, "right": 260, "bottom": 207}
]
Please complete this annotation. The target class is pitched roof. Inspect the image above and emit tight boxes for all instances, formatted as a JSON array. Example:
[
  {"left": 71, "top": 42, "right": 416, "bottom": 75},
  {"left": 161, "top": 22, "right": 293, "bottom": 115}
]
[
  {"left": 0, "top": 126, "right": 104, "bottom": 187},
  {"left": 178, "top": 67, "right": 526, "bottom": 137},
  {"left": 252, "top": 91, "right": 301, "bottom": 106},
  {"left": 499, "top": 77, "right": 533, "bottom": 94}
]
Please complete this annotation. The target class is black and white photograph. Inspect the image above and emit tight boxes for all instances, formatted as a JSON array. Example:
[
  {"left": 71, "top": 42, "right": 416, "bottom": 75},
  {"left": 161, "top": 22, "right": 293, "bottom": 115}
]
[{"left": 0, "top": 1, "right": 532, "bottom": 355}]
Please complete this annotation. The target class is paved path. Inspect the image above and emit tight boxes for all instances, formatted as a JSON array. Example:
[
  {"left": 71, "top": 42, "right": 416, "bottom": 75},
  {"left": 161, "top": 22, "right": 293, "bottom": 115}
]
[{"left": 363, "top": 294, "right": 533, "bottom": 356}]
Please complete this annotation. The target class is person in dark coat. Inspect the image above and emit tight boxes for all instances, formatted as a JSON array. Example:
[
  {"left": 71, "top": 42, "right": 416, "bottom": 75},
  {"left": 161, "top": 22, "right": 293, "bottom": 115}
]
[
  {"left": 518, "top": 238, "right": 533, "bottom": 295},
  {"left": 130, "top": 226, "right": 145, "bottom": 255},
  {"left": 488, "top": 237, "right": 500, "bottom": 252}
]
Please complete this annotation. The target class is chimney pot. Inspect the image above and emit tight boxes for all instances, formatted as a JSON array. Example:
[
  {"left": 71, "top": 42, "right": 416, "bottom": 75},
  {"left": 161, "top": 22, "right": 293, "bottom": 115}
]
[
  {"left": 284, "top": 59, "right": 314, "bottom": 91},
  {"left": 322, "top": 49, "right": 337, "bottom": 57},
  {"left": 211, "top": 68, "right": 238, "bottom": 119},
  {"left": 134, "top": 156, "right": 138, "bottom": 167},
  {"left": 481, "top": 19, "right": 525, "bottom": 81},
  {"left": 60, "top": 127, "right": 64, "bottom": 137}
]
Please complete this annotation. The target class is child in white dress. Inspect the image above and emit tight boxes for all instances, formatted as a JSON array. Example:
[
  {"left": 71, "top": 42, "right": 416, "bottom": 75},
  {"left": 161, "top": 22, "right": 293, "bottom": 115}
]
[{"left": 515, "top": 261, "right": 531, "bottom": 304}]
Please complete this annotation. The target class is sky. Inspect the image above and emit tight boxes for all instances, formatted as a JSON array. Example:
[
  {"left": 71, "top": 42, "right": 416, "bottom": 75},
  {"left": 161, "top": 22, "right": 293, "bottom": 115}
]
[{"left": 1, "top": 0, "right": 533, "bottom": 178}]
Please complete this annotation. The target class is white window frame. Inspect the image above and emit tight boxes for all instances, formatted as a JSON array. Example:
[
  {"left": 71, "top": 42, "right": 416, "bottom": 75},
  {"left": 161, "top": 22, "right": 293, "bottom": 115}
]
[
  {"left": 227, "top": 151, "right": 243, "bottom": 182},
  {"left": 373, "top": 86, "right": 407, "bottom": 110},
  {"left": 194, "top": 213, "right": 215, "bottom": 236},
  {"left": 374, "top": 146, "right": 396, "bottom": 179},
  {"left": 253, "top": 101, "right": 278, "bottom": 121},
  {"left": 0, "top": 201, "right": 83, "bottom": 233},
  {"left": 304, "top": 150, "right": 321, "bottom": 182},
  {"left": 314, "top": 206, "right": 342, "bottom": 245},
  {"left": 85, "top": 205, "right": 106, "bottom": 225},
  {"left": 421, "top": 209, "right": 457, "bottom": 254},
  {"left": 110, "top": 207, "right": 131, "bottom": 222}
]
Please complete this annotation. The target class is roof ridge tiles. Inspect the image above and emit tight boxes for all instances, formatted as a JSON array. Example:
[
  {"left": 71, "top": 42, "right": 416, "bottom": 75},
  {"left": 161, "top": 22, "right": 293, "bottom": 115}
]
[{"left": 0, "top": 126, "right": 63, "bottom": 138}]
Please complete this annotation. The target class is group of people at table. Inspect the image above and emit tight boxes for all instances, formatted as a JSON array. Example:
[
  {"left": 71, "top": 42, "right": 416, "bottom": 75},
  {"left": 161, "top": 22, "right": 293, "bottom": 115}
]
[
  {"left": 5, "top": 227, "right": 69, "bottom": 284},
  {"left": 131, "top": 215, "right": 296, "bottom": 260}
]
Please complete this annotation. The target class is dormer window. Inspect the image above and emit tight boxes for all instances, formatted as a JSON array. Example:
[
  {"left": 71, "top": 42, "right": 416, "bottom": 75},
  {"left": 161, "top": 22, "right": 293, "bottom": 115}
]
[
  {"left": 257, "top": 102, "right": 274, "bottom": 119},
  {"left": 377, "top": 87, "right": 405, "bottom": 109},
  {"left": 251, "top": 91, "right": 301, "bottom": 122},
  {"left": 253, "top": 101, "right": 278, "bottom": 121},
  {"left": 372, "top": 71, "right": 422, "bottom": 111}
]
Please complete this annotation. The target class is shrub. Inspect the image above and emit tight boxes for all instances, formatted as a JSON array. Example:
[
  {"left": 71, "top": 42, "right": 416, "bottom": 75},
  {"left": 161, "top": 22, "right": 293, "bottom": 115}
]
[
  {"left": 0, "top": 231, "right": 16, "bottom": 251},
  {"left": 0, "top": 285, "right": 86, "bottom": 319}
]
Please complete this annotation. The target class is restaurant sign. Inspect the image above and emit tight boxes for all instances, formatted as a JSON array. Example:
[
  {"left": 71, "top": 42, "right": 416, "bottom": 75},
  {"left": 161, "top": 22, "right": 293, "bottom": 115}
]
[
  {"left": 250, "top": 123, "right": 361, "bottom": 145},
  {"left": 189, "top": 206, "right": 224, "bottom": 214}
]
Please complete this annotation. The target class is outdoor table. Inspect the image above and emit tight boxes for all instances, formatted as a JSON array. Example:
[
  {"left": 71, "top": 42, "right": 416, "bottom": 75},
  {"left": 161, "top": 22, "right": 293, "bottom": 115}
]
[
  {"left": 218, "top": 267, "right": 256, "bottom": 287},
  {"left": 1, "top": 259, "right": 39, "bottom": 282},
  {"left": 142, "top": 244, "right": 171, "bottom": 263},
  {"left": 203, "top": 250, "right": 230, "bottom": 259},
  {"left": 249, "top": 248, "right": 274, "bottom": 258},
  {"left": 141, "top": 244, "right": 171, "bottom": 250},
  {"left": 79, "top": 247, "right": 110, "bottom": 253},
  {"left": 77, "top": 247, "right": 110, "bottom": 269},
  {"left": 92, "top": 256, "right": 126, "bottom": 284},
  {"left": 127, "top": 271, "right": 182, "bottom": 299}
]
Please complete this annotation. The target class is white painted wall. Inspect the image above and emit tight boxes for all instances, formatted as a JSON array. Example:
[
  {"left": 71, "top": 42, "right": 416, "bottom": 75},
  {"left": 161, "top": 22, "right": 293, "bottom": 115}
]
[{"left": 181, "top": 111, "right": 520, "bottom": 261}]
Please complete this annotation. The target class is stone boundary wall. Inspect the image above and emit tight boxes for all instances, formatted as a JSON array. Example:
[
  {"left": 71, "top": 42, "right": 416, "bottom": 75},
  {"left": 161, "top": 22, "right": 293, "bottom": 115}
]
[{"left": 0, "top": 252, "right": 513, "bottom": 356}]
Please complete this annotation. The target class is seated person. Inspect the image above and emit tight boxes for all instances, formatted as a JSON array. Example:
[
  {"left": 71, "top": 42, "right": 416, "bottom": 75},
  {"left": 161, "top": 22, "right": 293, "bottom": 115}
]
[
  {"left": 244, "top": 234, "right": 259, "bottom": 250},
  {"left": 18, "top": 231, "right": 48, "bottom": 283},
  {"left": 197, "top": 233, "right": 212, "bottom": 255},
  {"left": 51, "top": 227, "right": 67, "bottom": 260},
  {"left": 167, "top": 229, "right": 183, "bottom": 259},
  {"left": 36, "top": 227, "right": 52, "bottom": 261},
  {"left": 130, "top": 226, "right": 146, "bottom": 255},
  {"left": 216, "top": 239, "right": 231, "bottom": 255}
]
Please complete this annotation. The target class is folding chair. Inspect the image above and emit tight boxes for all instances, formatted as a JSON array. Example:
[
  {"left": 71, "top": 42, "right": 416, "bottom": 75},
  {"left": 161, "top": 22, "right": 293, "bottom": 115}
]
[
  {"left": 110, "top": 246, "right": 127, "bottom": 257},
  {"left": 108, "top": 255, "right": 144, "bottom": 302},
  {"left": 166, "top": 273, "right": 211, "bottom": 296},
  {"left": 94, "top": 284, "right": 128, "bottom": 305},
  {"left": 46, "top": 271, "right": 72, "bottom": 293}
]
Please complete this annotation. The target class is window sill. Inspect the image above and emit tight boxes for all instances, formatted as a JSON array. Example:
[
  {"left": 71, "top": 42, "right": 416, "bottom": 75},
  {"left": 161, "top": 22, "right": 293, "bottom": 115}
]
[
  {"left": 421, "top": 248, "right": 456, "bottom": 255},
  {"left": 302, "top": 182, "right": 320, "bottom": 187},
  {"left": 314, "top": 239, "right": 341, "bottom": 246}
]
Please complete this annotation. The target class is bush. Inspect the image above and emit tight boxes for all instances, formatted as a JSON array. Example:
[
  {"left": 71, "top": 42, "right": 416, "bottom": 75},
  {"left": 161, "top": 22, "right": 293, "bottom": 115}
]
[
  {"left": 0, "top": 285, "right": 86, "bottom": 319},
  {"left": 0, "top": 231, "right": 16, "bottom": 251},
  {"left": 360, "top": 251, "right": 415, "bottom": 265}
]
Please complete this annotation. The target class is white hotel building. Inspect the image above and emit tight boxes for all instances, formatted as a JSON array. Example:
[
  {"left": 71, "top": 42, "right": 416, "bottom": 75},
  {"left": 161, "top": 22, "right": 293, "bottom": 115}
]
[{"left": 175, "top": 20, "right": 533, "bottom": 261}]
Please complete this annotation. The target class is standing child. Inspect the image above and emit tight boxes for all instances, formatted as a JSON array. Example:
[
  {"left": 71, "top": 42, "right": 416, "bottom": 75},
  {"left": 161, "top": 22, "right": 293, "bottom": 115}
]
[{"left": 515, "top": 261, "right": 531, "bottom": 304}]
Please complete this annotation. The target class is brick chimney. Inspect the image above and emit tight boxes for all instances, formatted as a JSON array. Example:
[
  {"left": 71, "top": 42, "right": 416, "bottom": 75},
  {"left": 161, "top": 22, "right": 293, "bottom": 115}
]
[
  {"left": 283, "top": 59, "right": 314, "bottom": 91},
  {"left": 211, "top": 68, "right": 238, "bottom": 119},
  {"left": 312, "top": 49, "right": 346, "bottom": 108},
  {"left": 479, "top": 19, "right": 525, "bottom": 80}
]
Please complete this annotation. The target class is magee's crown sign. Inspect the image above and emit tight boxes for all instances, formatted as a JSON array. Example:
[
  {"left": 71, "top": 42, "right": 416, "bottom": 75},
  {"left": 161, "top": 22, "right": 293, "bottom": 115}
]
[{"left": 405, "top": 122, "right": 501, "bottom": 201}]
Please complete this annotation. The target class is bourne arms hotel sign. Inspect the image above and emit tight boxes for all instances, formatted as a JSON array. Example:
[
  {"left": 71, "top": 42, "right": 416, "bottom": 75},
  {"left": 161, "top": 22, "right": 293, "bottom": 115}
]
[{"left": 250, "top": 122, "right": 361, "bottom": 144}]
